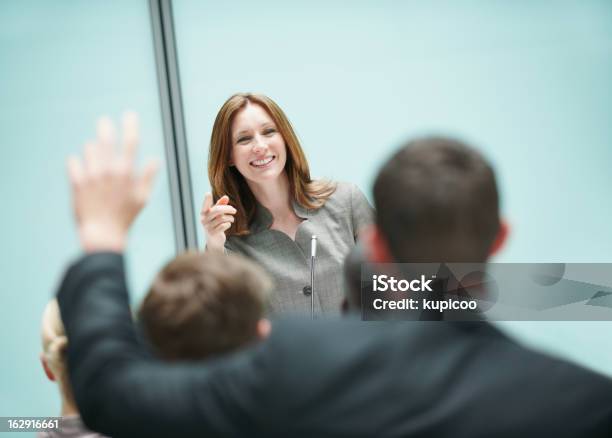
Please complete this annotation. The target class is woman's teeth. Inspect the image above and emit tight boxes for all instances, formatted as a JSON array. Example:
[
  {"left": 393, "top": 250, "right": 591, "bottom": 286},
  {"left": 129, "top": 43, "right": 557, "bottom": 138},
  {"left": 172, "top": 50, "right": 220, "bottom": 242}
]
[{"left": 251, "top": 156, "right": 274, "bottom": 167}]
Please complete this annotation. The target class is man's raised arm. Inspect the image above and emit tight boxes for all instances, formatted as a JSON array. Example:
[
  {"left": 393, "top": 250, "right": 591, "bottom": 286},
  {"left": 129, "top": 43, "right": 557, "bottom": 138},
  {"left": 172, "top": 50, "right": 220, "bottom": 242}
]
[{"left": 56, "top": 114, "right": 263, "bottom": 437}]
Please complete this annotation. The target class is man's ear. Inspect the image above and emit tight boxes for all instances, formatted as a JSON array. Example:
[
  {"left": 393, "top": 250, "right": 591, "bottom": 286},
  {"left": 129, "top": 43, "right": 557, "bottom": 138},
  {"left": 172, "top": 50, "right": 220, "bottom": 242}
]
[
  {"left": 40, "top": 354, "right": 55, "bottom": 382},
  {"left": 257, "top": 318, "right": 271, "bottom": 339},
  {"left": 362, "top": 224, "right": 394, "bottom": 263},
  {"left": 489, "top": 219, "right": 510, "bottom": 257}
]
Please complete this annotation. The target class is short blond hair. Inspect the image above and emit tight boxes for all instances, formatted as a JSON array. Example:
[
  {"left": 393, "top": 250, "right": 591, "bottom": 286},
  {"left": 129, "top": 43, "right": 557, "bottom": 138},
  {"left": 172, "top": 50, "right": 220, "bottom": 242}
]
[{"left": 41, "top": 299, "right": 68, "bottom": 380}]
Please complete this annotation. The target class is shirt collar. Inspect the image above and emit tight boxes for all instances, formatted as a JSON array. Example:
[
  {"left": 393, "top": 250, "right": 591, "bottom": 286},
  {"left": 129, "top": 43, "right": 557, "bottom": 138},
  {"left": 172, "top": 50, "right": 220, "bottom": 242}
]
[{"left": 250, "top": 200, "right": 310, "bottom": 233}]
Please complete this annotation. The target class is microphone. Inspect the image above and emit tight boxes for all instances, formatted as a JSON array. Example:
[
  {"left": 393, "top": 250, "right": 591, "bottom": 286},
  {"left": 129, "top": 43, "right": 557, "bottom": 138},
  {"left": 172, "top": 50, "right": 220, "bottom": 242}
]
[{"left": 310, "top": 235, "right": 317, "bottom": 319}]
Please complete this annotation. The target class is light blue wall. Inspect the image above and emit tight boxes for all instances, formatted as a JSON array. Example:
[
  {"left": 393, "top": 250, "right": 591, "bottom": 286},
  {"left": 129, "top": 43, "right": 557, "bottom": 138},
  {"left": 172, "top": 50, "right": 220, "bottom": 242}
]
[
  {"left": 0, "top": 0, "right": 176, "bottom": 431},
  {"left": 173, "top": 0, "right": 612, "bottom": 375}
]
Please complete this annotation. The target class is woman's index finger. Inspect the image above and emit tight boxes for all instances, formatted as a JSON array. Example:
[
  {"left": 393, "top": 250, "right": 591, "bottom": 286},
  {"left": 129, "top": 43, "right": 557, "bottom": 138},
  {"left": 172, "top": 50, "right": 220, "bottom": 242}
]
[{"left": 216, "top": 195, "right": 230, "bottom": 206}]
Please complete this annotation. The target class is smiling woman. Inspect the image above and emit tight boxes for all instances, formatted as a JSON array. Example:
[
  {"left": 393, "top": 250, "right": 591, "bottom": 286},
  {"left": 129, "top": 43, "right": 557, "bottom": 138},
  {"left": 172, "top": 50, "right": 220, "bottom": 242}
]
[{"left": 202, "top": 93, "right": 373, "bottom": 316}]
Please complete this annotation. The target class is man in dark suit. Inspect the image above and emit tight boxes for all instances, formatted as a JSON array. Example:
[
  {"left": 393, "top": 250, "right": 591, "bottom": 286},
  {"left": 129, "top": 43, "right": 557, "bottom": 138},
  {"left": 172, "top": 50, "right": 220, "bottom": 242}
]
[{"left": 57, "top": 114, "right": 612, "bottom": 437}]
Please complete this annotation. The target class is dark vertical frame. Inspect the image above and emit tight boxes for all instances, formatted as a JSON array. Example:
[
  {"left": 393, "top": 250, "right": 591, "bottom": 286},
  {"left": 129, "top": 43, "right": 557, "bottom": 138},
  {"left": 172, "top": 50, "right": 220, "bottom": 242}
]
[{"left": 149, "top": 0, "right": 198, "bottom": 252}]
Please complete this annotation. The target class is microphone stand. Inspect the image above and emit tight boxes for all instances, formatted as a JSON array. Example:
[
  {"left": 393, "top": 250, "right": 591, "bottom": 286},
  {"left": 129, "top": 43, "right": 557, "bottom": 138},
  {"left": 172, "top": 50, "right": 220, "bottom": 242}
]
[{"left": 310, "top": 235, "right": 317, "bottom": 320}]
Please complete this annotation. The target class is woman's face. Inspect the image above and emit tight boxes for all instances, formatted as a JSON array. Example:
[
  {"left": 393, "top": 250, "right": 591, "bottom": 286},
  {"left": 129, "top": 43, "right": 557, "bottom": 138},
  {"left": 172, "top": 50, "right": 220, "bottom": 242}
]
[{"left": 230, "top": 103, "right": 287, "bottom": 186}]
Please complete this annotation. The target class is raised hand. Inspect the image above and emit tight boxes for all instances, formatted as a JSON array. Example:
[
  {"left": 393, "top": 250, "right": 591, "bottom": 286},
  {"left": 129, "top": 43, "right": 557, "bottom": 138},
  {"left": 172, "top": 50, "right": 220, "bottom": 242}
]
[
  {"left": 200, "top": 192, "right": 236, "bottom": 252},
  {"left": 66, "top": 112, "right": 159, "bottom": 252}
]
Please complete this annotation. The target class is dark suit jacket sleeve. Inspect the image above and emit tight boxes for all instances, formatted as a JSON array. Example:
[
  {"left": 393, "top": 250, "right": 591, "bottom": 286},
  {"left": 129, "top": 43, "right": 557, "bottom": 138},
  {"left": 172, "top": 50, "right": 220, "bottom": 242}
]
[{"left": 57, "top": 252, "right": 267, "bottom": 438}]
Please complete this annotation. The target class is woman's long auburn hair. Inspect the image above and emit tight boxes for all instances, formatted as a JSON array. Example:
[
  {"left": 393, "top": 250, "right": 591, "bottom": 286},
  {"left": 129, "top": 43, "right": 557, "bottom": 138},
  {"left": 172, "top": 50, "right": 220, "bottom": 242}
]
[{"left": 208, "top": 93, "right": 336, "bottom": 236}]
